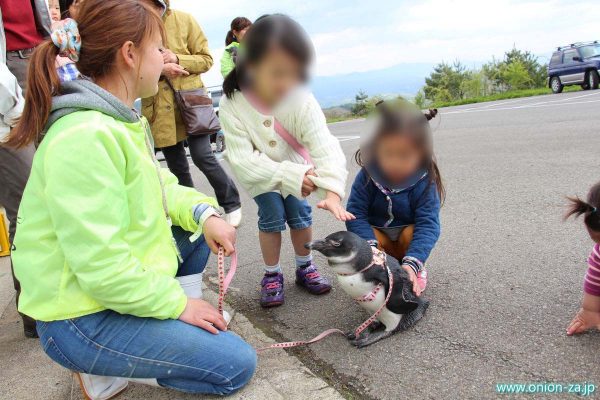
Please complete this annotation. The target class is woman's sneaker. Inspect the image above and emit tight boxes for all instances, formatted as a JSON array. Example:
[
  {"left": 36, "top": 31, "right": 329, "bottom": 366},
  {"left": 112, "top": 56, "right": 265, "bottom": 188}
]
[
  {"left": 260, "top": 272, "right": 284, "bottom": 307},
  {"left": 295, "top": 262, "right": 332, "bottom": 295},
  {"left": 75, "top": 373, "right": 128, "bottom": 400}
]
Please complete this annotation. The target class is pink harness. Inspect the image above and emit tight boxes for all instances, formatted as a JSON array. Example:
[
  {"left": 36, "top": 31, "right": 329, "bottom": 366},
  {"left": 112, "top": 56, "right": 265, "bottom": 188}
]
[{"left": 216, "top": 246, "right": 394, "bottom": 352}]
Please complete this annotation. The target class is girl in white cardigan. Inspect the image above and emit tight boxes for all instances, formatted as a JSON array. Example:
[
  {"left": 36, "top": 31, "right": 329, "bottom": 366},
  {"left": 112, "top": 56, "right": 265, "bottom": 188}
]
[{"left": 219, "top": 14, "right": 354, "bottom": 307}]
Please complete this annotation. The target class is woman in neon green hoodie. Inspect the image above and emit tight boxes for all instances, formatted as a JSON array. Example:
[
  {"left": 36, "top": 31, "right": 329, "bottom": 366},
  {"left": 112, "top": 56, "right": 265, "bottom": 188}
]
[
  {"left": 220, "top": 17, "right": 252, "bottom": 78},
  {"left": 5, "top": 1, "right": 255, "bottom": 398}
]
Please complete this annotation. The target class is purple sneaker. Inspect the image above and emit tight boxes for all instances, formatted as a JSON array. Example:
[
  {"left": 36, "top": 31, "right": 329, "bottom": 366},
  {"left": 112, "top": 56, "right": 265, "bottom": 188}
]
[
  {"left": 260, "top": 272, "right": 284, "bottom": 308},
  {"left": 296, "top": 262, "right": 332, "bottom": 295}
]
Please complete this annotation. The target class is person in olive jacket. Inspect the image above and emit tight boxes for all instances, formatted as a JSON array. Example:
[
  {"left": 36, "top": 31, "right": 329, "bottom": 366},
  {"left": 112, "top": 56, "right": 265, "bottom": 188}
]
[{"left": 143, "top": 0, "right": 242, "bottom": 226}]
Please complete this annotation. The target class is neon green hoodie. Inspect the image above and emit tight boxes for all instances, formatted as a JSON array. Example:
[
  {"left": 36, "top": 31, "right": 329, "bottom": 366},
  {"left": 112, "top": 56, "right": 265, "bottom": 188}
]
[
  {"left": 12, "top": 80, "right": 218, "bottom": 322},
  {"left": 220, "top": 42, "right": 240, "bottom": 78}
]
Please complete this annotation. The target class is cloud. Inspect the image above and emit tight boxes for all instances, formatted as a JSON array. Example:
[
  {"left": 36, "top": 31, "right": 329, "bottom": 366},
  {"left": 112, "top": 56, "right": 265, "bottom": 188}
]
[{"left": 171, "top": 0, "right": 599, "bottom": 86}]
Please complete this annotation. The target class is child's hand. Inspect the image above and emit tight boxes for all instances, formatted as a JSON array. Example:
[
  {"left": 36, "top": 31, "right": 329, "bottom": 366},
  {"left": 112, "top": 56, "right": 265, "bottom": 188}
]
[
  {"left": 302, "top": 169, "right": 317, "bottom": 197},
  {"left": 567, "top": 308, "right": 600, "bottom": 335},
  {"left": 317, "top": 192, "right": 356, "bottom": 221},
  {"left": 401, "top": 265, "right": 423, "bottom": 297}
]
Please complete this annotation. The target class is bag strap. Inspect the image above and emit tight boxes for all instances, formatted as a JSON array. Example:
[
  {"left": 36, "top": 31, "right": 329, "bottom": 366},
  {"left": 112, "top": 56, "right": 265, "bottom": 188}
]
[{"left": 243, "top": 91, "right": 313, "bottom": 165}]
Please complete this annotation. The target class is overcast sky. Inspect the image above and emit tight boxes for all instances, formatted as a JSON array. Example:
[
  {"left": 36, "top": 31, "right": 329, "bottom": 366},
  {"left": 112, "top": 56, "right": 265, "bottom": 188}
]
[{"left": 171, "top": 0, "right": 598, "bottom": 87}]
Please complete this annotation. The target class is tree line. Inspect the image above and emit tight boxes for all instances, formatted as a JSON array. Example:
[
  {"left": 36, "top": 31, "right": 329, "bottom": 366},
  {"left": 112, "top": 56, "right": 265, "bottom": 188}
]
[{"left": 349, "top": 47, "right": 547, "bottom": 115}]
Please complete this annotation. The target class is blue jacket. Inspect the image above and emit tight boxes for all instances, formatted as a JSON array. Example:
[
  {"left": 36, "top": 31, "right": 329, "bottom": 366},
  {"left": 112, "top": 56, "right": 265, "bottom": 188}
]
[{"left": 345, "top": 167, "right": 441, "bottom": 265}]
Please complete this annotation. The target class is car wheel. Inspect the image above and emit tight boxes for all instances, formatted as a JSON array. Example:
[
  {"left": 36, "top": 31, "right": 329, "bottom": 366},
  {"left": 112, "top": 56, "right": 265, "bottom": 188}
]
[
  {"left": 586, "top": 70, "right": 600, "bottom": 90},
  {"left": 550, "top": 76, "right": 563, "bottom": 93}
]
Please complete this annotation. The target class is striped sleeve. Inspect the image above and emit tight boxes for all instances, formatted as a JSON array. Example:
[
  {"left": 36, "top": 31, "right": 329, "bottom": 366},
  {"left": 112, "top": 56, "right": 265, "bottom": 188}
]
[{"left": 584, "top": 244, "right": 600, "bottom": 296}]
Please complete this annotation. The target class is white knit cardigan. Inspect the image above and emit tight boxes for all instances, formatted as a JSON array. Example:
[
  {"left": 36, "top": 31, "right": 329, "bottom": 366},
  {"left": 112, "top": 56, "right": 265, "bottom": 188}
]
[{"left": 219, "top": 89, "right": 348, "bottom": 200}]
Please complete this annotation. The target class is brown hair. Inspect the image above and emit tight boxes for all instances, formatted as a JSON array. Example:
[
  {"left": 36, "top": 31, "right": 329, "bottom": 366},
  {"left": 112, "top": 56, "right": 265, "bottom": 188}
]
[
  {"left": 5, "top": 0, "right": 165, "bottom": 148},
  {"left": 354, "top": 101, "right": 445, "bottom": 203},
  {"left": 225, "top": 17, "right": 252, "bottom": 46},
  {"left": 565, "top": 181, "right": 600, "bottom": 232}
]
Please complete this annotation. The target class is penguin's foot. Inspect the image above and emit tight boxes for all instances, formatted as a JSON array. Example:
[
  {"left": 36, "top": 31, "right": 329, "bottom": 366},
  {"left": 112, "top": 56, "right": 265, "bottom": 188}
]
[
  {"left": 348, "top": 321, "right": 393, "bottom": 349},
  {"left": 346, "top": 321, "right": 384, "bottom": 340},
  {"left": 350, "top": 326, "right": 394, "bottom": 348},
  {"left": 398, "top": 299, "right": 429, "bottom": 331}
]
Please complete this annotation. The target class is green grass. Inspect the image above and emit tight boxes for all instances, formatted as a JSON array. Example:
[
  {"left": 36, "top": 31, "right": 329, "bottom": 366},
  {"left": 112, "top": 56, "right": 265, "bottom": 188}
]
[
  {"left": 325, "top": 115, "right": 361, "bottom": 124},
  {"left": 430, "top": 85, "right": 581, "bottom": 108}
]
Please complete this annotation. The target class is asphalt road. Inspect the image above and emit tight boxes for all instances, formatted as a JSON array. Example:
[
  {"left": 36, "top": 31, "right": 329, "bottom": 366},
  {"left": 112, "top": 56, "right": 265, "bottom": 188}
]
[{"left": 190, "top": 90, "right": 600, "bottom": 399}]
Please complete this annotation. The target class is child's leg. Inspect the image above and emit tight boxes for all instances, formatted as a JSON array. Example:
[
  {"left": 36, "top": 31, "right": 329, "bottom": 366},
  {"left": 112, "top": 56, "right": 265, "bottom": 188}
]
[
  {"left": 285, "top": 196, "right": 331, "bottom": 294},
  {"left": 290, "top": 226, "right": 311, "bottom": 257},
  {"left": 373, "top": 228, "right": 402, "bottom": 260},
  {"left": 397, "top": 225, "right": 414, "bottom": 259},
  {"left": 372, "top": 225, "right": 414, "bottom": 260},
  {"left": 254, "top": 192, "right": 287, "bottom": 307},
  {"left": 254, "top": 192, "right": 287, "bottom": 271},
  {"left": 259, "top": 231, "right": 282, "bottom": 267}
]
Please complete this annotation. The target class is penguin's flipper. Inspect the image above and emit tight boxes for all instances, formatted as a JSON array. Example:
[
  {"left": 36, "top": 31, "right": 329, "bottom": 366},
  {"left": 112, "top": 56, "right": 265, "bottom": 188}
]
[
  {"left": 397, "top": 299, "right": 429, "bottom": 332},
  {"left": 350, "top": 326, "right": 394, "bottom": 348}
]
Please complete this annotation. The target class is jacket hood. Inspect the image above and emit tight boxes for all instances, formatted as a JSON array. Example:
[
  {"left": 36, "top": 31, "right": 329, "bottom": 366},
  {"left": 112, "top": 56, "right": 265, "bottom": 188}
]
[
  {"left": 366, "top": 163, "right": 428, "bottom": 192},
  {"left": 47, "top": 79, "right": 138, "bottom": 131},
  {"left": 154, "top": 0, "right": 169, "bottom": 13}
]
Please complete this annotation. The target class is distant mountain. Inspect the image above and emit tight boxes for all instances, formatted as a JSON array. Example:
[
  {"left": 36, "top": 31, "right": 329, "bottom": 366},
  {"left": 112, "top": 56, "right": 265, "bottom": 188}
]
[{"left": 310, "top": 63, "right": 435, "bottom": 107}]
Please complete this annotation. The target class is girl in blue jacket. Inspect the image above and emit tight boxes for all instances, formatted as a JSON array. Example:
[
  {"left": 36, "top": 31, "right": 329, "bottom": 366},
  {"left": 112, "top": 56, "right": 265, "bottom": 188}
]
[{"left": 346, "top": 101, "right": 444, "bottom": 296}]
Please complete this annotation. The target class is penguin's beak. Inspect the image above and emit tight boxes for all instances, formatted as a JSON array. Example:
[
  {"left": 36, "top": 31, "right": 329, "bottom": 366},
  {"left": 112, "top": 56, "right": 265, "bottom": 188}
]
[{"left": 305, "top": 239, "right": 328, "bottom": 252}]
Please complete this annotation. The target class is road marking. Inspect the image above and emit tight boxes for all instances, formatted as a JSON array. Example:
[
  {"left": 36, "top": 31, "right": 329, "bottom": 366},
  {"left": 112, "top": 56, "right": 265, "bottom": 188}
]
[
  {"left": 336, "top": 135, "right": 361, "bottom": 142},
  {"left": 444, "top": 93, "right": 600, "bottom": 114},
  {"left": 442, "top": 91, "right": 600, "bottom": 114}
]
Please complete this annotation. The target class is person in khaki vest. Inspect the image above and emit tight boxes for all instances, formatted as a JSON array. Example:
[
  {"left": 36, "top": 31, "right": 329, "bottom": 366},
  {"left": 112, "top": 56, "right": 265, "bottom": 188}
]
[{"left": 142, "top": 0, "right": 242, "bottom": 227}]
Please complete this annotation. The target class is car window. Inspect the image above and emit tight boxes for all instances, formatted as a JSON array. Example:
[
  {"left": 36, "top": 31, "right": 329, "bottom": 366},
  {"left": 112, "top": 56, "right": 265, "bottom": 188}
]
[
  {"left": 563, "top": 49, "right": 579, "bottom": 64},
  {"left": 550, "top": 52, "right": 562, "bottom": 65},
  {"left": 579, "top": 44, "right": 600, "bottom": 59}
]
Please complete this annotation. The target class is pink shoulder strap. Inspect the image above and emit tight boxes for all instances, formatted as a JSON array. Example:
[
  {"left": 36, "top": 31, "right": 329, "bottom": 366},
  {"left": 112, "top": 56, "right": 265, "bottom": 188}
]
[{"left": 243, "top": 91, "right": 313, "bottom": 165}]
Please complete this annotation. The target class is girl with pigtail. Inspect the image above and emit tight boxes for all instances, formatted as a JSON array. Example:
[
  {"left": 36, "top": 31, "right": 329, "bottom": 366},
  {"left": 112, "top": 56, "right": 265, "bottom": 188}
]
[
  {"left": 565, "top": 181, "right": 600, "bottom": 335},
  {"left": 220, "top": 16, "right": 252, "bottom": 78}
]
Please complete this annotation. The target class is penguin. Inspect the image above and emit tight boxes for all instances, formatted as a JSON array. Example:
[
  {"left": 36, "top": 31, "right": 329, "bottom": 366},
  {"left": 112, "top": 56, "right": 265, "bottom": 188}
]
[{"left": 306, "top": 231, "right": 429, "bottom": 348}]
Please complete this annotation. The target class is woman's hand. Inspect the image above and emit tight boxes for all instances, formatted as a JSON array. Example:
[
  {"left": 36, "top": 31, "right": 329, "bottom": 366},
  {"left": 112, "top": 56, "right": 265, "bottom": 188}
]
[
  {"left": 179, "top": 298, "right": 227, "bottom": 334},
  {"left": 302, "top": 169, "right": 317, "bottom": 197},
  {"left": 317, "top": 192, "right": 356, "bottom": 221},
  {"left": 162, "top": 63, "right": 189, "bottom": 79},
  {"left": 401, "top": 265, "right": 423, "bottom": 297},
  {"left": 567, "top": 308, "right": 600, "bottom": 335},
  {"left": 161, "top": 48, "right": 179, "bottom": 64},
  {"left": 203, "top": 216, "right": 236, "bottom": 256}
]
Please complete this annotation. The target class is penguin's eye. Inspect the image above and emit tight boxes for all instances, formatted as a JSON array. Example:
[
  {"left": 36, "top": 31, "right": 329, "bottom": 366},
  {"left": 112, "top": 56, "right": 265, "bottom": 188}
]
[{"left": 330, "top": 240, "right": 341, "bottom": 247}]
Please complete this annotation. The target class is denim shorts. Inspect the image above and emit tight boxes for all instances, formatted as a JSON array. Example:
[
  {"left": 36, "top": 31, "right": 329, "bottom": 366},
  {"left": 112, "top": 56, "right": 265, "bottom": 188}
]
[{"left": 254, "top": 192, "right": 312, "bottom": 232}]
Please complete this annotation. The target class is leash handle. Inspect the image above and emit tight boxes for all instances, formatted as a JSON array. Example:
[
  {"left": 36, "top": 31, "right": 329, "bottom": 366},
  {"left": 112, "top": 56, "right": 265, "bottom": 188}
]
[{"left": 217, "top": 246, "right": 237, "bottom": 315}]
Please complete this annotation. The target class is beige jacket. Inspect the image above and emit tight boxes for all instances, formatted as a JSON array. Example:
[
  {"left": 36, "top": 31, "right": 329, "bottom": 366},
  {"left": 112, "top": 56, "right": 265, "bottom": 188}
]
[{"left": 142, "top": 5, "right": 213, "bottom": 148}]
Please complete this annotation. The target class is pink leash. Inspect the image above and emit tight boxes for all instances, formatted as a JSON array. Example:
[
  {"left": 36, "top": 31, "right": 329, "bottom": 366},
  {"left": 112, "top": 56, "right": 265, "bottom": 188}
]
[
  {"left": 216, "top": 246, "right": 394, "bottom": 352},
  {"left": 216, "top": 247, "right": 237, "bottom": 315}
]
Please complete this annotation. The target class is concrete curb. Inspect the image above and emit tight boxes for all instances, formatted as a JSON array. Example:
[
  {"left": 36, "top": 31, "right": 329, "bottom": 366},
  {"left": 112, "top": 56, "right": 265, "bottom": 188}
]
[{"left": 0, "top": 257, "right": 344, "bottom": 399}]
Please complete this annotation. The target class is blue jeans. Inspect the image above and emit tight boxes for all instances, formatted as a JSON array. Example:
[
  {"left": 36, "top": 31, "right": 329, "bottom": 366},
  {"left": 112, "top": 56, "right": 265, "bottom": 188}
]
[
  {"left": 254, "top": 192, "right": 312, "bottom": 232},
  {"left": 36, "top": 227, "right": 257, "bottom": 395}
]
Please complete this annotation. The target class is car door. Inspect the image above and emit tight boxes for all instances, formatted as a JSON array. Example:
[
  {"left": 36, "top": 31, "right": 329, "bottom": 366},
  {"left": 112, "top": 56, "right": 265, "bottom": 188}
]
[{"left": 561, "top": 49, "right": 585, "bottom": 84}]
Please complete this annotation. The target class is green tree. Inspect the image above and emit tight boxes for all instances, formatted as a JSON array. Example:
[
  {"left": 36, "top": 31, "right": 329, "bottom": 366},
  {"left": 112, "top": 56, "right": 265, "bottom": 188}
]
[
  {"left": 423, "top": 61, "right": 470, "bottom": 102},
  {"left": 501, "top": 60, "right": 533, "bottom": 90},
  {"left": 413, "top": 90, "right": 426, "bottom": 108},
  {"left": 351, "top": 90, "right": 369, "bottom": 116},
  {"left": 503, "top": 47, "right": 546, "bottom": 87}
]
